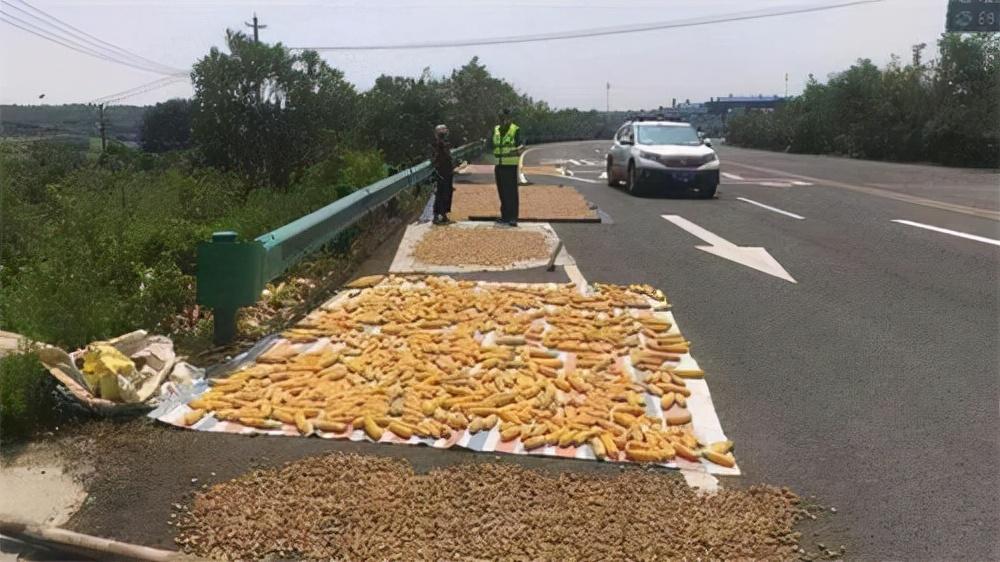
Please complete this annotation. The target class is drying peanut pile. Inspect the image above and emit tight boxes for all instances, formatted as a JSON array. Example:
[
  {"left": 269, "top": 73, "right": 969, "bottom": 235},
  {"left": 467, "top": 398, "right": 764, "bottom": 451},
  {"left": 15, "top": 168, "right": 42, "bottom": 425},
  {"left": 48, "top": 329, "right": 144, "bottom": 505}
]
[
  {"left": 449, "top": 183, "right": 598, "bottom": 220},
  {"left": 411, "top": 227, "right": 551, "bottom": 266},
  {"left": 184, "top": 276, "right": 735, "bottom": 468},
  {"left": 175, "top": 454, "right": 803, "bottom": 560}
]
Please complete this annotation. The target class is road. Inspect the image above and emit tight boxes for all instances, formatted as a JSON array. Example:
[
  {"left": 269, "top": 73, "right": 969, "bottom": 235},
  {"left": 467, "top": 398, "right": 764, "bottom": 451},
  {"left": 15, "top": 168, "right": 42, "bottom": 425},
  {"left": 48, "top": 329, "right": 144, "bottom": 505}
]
[{"left": 523, "top": 141, "right": 1000, "bottom": 560}]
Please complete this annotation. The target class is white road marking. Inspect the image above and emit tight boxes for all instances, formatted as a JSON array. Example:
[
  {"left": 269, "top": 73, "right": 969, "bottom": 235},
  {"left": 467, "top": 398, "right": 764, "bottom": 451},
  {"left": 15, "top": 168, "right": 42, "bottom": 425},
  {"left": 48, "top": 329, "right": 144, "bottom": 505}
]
[
  {"left": 579, "top": 159, "right": 600, "bottom": 166},
  {"left": 760, "top": 181, "right": 793, "bottom": 187},
  {"left": 737, "top": 197, "right": 805, "bottom": 220},
  {"left": 725, "top": 159, "right": 1000, "bottom": 221},
  {"left": 790, "top": 180, "right": 813, "bottom": 186},
  {"left": 891, "top": 220, "right": 1000, "bottom": 247},
  {"left": 721, "top": 172, "right": 744, "bottom": 180},
  {"left": 568, "top": 159, "right": 582, "bottom": 166},
  {"left": 598, "top": 171, "right": 608, "bottom": 180},
  {"left": 564, "top": 263, "right": 588, "bottom": 293},
  {"left": 661, "top": 215, "right": 797, "bottom": 283}
]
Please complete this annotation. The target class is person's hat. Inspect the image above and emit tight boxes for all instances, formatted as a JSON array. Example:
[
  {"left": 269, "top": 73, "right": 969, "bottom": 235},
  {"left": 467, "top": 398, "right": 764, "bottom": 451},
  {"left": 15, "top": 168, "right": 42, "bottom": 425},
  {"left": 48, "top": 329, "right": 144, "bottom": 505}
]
[{"left": 435, "top": 124, "right": 448, "bottom": 133}]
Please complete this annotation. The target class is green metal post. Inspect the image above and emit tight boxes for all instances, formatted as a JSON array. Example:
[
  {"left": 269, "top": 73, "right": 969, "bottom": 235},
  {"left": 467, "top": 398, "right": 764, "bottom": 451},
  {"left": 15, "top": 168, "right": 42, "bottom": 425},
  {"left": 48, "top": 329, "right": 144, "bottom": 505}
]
[{"left": 196, "top": 231, "right": 266, "bottom": 345}]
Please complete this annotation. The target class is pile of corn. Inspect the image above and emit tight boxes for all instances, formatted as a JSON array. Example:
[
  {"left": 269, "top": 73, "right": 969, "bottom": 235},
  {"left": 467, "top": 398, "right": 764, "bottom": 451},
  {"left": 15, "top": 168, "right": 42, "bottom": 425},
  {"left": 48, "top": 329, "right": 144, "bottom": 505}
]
[
  {"left": 448, "top": 183, "right": 598, "bottom": 221},
  {"left": 411, "top": 226, "right": 551, "bottom": 266},
  {"left": 185, "top": 276, "right": 735, "bottom": 467},
  {"left": 175, "top": 455, "right": 803, "bottom": 561}
]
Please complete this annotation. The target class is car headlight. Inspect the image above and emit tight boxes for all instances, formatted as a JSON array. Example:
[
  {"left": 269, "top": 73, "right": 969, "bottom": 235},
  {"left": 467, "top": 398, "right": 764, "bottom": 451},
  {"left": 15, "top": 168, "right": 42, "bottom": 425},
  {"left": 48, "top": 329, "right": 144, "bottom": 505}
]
[
  {"left": 638, "top": 150, "right": 661, "bottom": 162},
  {"left": 700, "top": 153, "right": 718, "bottom": 164}
]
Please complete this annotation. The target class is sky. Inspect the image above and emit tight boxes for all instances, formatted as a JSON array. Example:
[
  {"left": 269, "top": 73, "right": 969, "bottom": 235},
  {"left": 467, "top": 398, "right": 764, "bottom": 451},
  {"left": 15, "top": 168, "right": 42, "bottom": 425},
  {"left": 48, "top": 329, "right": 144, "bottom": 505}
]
[{"left": 0, "top": 0, "right": 948, "bottom": 109}]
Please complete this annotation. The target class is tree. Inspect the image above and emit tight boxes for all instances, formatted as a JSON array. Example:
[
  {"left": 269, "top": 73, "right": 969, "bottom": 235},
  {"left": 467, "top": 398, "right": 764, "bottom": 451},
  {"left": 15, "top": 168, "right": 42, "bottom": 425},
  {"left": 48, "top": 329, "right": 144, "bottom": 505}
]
[
  {"left": 139, "top": 98, "right": 193, "bottom": 152},
  {"left": 190, "top": 31, "right": 358, "bottom": 188},
  {"left": 360, "top": 71, "right": 447, "bottom": 166},
  {"left": 442, "top": 57, "right": 525, "bottom": 145}
]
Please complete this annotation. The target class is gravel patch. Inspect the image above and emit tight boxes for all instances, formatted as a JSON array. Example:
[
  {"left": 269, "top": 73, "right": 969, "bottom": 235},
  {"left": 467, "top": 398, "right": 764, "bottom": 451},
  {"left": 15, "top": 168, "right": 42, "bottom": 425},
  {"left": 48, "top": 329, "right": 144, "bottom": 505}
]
[
  {"left": 412, "top": 227, "right": 551, "bottom": 266},
  {"left": 450, "top": 184, "right": 597, "bottom": 221},
  {"left": 175, "top": 452, "right": 804, "bottom": 560}
]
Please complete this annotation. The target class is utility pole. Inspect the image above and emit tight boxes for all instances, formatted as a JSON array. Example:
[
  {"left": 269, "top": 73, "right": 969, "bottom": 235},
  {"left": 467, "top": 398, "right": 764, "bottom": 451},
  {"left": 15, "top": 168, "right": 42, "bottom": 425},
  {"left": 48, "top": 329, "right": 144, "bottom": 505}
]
[
  {"left": 98, "top": 103, "right": 107, "bottom": 152},
  {"left": 606, "top": 82, "right": 610, "bottom": 114},
  {"left": 784, "top": 73, "right": 789, "bottom": 98},
  {"left": 245, "top": 12, "right": 266, "bottom": 43}
]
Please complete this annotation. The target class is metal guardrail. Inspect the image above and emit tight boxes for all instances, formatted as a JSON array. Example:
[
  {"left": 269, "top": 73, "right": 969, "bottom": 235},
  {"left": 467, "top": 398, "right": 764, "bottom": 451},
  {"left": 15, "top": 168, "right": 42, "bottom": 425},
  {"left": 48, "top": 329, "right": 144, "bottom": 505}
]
[{"left": 196, "top": 140, "right": 485, "bottom": 343}]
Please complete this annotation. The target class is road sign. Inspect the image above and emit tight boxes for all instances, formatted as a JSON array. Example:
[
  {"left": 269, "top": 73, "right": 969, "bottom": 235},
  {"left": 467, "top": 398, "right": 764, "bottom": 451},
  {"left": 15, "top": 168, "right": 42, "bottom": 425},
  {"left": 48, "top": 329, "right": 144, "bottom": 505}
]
[{"left": 946, "top": 0, "right": 1000, "bottom": 33}]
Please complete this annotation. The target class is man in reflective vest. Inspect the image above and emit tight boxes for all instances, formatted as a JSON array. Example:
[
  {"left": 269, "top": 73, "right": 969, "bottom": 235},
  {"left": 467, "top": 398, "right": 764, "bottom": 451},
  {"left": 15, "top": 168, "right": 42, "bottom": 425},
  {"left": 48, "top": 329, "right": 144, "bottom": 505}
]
[{"left": 492, "top": 108, "right": 524, "bottom": 227}]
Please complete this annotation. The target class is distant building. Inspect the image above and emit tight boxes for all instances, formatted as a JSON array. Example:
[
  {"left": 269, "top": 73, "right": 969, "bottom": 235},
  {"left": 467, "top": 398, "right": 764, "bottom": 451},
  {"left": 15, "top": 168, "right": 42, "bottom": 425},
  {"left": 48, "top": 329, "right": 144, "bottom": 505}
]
[{"left": 705, "top": 95, "right": 787, "bottom": 116}]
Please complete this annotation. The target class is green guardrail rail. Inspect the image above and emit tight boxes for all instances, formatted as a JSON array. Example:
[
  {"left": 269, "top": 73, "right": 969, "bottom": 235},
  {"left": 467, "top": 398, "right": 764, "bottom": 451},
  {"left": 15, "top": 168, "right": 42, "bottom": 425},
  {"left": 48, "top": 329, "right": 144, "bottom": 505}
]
[{"left": 197, "top": 140, "right": 485, "bottom": 344}]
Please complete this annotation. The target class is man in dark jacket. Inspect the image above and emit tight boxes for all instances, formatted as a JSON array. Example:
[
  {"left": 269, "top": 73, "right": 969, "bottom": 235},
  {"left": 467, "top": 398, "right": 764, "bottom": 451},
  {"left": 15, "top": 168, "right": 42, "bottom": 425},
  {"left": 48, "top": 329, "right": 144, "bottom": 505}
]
[{"left": 431, "top": 124, "right": 454, "bottom": 225}]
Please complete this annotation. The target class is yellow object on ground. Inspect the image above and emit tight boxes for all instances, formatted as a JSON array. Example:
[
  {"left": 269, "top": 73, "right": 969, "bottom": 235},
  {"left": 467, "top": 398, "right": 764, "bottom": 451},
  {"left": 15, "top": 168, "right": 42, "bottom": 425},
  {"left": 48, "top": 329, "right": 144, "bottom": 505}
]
[{"left": 81, "top": 344, "right": 135, "bottom": 401}]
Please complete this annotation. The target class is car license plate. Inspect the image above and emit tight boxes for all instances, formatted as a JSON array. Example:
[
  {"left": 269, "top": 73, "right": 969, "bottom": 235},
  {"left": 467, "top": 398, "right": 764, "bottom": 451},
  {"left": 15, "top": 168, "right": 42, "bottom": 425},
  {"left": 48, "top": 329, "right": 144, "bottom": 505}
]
[{"left": 673, "top": 172, "right": 694, "bottom": 183}]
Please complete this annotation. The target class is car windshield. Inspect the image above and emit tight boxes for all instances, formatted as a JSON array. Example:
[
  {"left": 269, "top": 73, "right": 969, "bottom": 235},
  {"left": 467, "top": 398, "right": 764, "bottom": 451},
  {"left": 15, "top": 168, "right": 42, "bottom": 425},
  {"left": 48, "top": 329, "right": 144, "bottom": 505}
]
[{"left": 636, "top": 125, "right": 701, "bottom": 146}]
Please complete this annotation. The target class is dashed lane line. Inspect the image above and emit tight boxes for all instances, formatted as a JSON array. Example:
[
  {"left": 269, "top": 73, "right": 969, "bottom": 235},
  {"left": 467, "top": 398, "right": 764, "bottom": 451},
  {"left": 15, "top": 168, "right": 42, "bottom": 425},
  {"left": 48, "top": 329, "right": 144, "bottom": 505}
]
[
  {"left": 737, "top": 197, "right": 805, "bottom": 220},
  {"left": 891, "top": 220, "right": 1000, "bottom": 247},
  {"left": 725, "top": 160, "right": 1000, "bottom": 221},
  {"left": 721, "top": 172, "right": 744, "bottom": 181}
]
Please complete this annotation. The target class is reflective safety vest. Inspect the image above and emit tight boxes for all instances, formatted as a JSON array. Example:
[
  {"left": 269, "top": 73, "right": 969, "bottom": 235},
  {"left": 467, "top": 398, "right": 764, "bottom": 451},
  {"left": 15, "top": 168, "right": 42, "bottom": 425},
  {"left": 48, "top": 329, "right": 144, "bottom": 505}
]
[{"left": 493, "top": 123, "right": 520, "bottom": 166}]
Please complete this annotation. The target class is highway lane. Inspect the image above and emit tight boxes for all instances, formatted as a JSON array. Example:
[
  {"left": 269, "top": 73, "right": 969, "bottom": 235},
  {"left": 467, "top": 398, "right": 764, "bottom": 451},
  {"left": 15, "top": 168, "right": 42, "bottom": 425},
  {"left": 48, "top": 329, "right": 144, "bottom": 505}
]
[{"left": 523, "top": 140, "right": 1000, "bottom": 560}]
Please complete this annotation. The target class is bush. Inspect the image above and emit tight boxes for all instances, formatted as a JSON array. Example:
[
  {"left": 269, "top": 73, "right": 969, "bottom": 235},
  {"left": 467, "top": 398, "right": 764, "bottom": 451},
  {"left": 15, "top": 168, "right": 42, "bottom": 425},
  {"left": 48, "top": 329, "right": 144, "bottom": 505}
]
[
  {"left": 726, "top": 34, "right": 999, "bottom": 167},
  {"left": 0, "top": 349, "right": 54, "bottom": 441}
]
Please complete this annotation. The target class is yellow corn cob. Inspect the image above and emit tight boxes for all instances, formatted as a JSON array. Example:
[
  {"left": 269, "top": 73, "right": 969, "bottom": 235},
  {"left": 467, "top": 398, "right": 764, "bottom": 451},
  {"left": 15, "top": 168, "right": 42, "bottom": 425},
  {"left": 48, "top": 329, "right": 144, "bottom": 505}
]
[
  {"left": 313, "top": 419, "right": 348, "bottom": 433},
  {"left": 363, "top": 415, "right": 384, "bottom": 440},
  {"left": 702, "top": 449, "right": 736, "bottom": 468},
  {"left": 673, "top": 442, "right": 700, "bottom": 462},
  {"left": 182, "top": 409, "right": 205, "bottom": 426},
  {"left": 522, "top": 435, "right": 547, "bottom": 450},
  {"left": 590, "top": 436, "right": 606, "bottom": 459},
  {"left": 388, "top": 421, "right": 415, "bottom": 439},
  {"left": 709, "top": 440, "right": 734, "bottom": 454},
  {"left": 294, "top": 411, "right": 313, "bottom": 435}
]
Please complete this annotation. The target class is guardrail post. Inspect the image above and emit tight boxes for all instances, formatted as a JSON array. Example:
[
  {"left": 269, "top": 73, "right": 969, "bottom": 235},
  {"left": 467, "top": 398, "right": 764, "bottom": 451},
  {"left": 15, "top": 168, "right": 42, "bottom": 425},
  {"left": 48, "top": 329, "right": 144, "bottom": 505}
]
[{"left": 196, "top": 231, "right": 266, "bottom": 345}]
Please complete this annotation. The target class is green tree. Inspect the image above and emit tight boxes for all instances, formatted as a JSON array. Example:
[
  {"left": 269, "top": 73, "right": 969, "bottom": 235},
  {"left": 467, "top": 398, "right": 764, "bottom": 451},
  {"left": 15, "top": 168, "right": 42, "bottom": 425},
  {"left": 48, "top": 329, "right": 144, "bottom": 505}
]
[
  {"left": 140, "top": 98, "right": 193, "bottom": 152},
  {"left": 442, "top": 57, "right": 525, "bottom": 145},
  {"left": 361, "top": 71, "right": 447, "bottom": 165},
  {"left": 190, "top": 31, "right": 358, "bottom": 188}
]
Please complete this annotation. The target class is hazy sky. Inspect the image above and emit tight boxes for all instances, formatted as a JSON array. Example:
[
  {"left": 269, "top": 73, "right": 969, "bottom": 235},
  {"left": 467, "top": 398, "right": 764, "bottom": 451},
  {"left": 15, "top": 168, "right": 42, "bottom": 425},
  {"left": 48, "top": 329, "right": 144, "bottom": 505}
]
[{"left": 1, "top": 0, "right": 947, "bottom": 109}]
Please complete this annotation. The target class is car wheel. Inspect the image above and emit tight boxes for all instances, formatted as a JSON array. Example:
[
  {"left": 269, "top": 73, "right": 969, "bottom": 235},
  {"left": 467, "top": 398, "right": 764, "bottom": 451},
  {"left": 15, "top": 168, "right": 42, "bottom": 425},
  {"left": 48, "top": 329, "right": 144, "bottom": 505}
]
[
  {"left": 606, "top": 160, "right": 616, "bottom": 187},
  {"left": 626, "top": 162, "right": 640, "bottom": 196},
  {"left": 697, "top": 184, "right": 717, "bottom": 199}
]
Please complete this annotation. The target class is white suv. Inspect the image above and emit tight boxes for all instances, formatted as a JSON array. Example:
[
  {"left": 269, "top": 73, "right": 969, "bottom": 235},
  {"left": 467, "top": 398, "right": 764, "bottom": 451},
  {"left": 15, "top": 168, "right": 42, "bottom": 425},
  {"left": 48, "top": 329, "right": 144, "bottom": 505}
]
[{"left": 606, "top": 120, "right": 720, "bottom": 198}]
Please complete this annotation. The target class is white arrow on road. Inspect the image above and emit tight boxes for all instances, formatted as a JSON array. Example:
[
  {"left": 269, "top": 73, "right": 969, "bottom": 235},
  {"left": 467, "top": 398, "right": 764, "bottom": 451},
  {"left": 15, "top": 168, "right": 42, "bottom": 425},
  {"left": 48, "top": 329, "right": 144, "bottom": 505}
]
[{"left": 661, "top": 215, "right": 797, "bottom": 283}]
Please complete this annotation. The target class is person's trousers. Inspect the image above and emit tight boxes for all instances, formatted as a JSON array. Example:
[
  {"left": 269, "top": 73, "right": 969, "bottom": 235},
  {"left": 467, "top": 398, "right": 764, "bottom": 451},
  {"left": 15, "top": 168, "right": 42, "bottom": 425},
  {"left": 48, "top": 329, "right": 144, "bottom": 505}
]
[
  {"left": 494, "top": 165, "right": 519, "bottom": 223},
  {"left": 433, "top": 173, "right": 453, "bottom": 215}
]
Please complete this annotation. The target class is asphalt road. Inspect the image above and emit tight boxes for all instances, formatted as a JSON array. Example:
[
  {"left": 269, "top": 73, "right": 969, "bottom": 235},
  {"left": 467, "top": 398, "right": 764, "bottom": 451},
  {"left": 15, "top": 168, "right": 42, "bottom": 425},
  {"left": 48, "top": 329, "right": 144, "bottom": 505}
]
[{"left": 523, "top": 141, "right": 1000, "bottom": 560}]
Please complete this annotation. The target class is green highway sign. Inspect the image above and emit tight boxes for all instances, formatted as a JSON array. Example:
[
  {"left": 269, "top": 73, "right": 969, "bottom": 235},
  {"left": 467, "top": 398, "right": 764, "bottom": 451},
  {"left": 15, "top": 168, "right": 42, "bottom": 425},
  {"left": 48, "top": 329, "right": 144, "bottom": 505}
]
[{"left": 946, "top": 0, "right": 1000, "bottom": 32}]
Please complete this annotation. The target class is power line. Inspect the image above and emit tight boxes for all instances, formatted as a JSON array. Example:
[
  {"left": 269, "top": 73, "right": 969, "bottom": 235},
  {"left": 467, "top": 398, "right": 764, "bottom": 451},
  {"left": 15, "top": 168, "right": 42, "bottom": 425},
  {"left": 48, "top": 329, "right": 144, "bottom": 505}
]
[
  {"left": 91, "top": 75, "right": 188, "bottom": 105},
  {"left": 0, "top": 12, "right": 166, "bottom": 74},
  {"left": 0, "top": 2, "right": 183, "bottom": 75},
  {"left": 3, "top": 0, "right": 183, "bottom": 75},
  {"left": 293, "top": 0, "right": 883, "bottom": 51}
]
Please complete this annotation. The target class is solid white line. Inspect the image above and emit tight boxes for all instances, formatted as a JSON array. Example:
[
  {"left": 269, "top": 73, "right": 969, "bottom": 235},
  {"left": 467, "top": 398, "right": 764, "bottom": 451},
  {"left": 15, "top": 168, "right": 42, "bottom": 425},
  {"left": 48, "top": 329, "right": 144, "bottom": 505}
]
[
  {"left": 568, "top": 159, "right": 582, "bottom": 166},
  {"left": 737, "top": 197, "right": 805, "bottom": 220},
  {"left": 721, "top": 172, "right": 744, "bottom": 180},
  {"left": 891, "top": 220, "right": 1000, "bottom": 247},
  {"left": 564, "top": 263, "right": 588, "bottom": 292}
]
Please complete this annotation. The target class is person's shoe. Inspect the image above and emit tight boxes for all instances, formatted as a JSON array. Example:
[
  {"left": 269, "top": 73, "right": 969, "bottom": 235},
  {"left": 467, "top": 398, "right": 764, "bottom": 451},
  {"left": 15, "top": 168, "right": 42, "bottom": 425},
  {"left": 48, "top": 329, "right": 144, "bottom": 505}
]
[
  {"left": 440, "top": 214, "right": 453, "bottom": 224},
  {"left": 507, "top": 221, "right": 518, "bottom": 227},
  {"left": 495, "top": 221, "right": 513, "bottom": 228},
  {"left": 494, "top": 218, "right": 506, "bottom": 225},
  {"left": 432, "top": 214, "right": 445, "bottom": 225}
]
